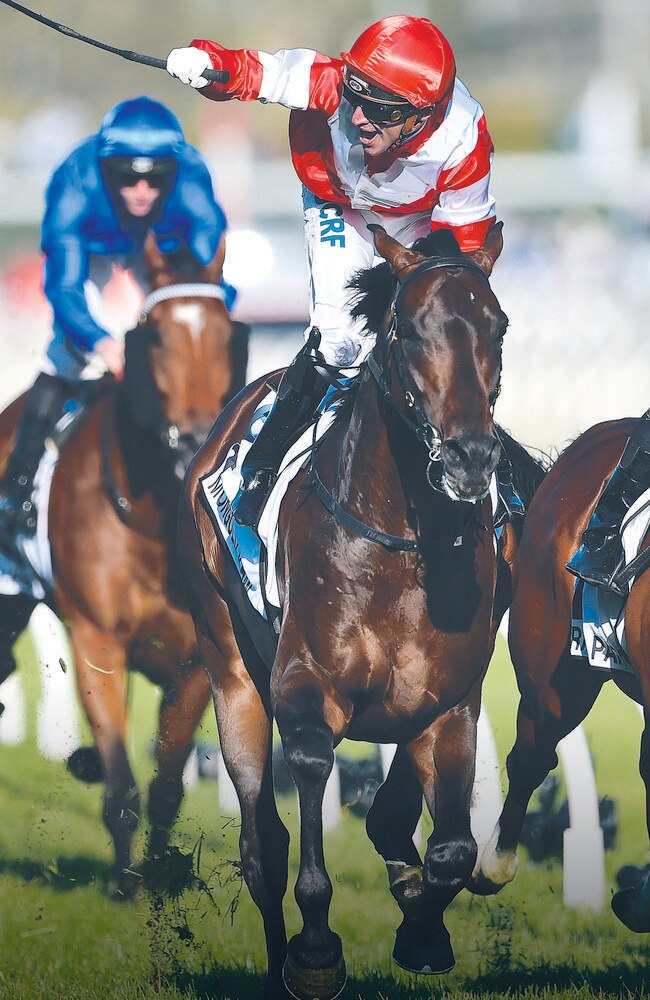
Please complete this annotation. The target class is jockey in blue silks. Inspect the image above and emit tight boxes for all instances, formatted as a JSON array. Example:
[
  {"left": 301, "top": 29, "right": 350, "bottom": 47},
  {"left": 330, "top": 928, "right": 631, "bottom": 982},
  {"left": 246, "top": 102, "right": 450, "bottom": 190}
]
[{"left": 0, "top": 95, "right": 236, "bottom": 561}]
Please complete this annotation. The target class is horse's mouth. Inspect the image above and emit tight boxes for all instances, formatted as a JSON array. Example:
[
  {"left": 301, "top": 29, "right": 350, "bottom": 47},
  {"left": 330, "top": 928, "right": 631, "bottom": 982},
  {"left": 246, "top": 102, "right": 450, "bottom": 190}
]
[{"left": 442, "top": 472, "right": 491, "bottom": 505}]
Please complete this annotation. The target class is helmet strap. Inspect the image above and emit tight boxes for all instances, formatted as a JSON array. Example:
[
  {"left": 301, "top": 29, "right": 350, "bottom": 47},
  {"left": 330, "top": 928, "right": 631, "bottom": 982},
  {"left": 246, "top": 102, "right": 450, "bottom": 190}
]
[{"left": 388, "top": 114, "right": 427, "bottom": 151}]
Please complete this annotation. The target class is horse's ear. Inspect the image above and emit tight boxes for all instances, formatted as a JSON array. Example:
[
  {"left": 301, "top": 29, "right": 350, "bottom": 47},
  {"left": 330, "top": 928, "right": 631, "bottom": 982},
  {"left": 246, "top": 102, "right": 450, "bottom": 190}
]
[
  {"left": 368, "top": 224, "right": 422, "bottom": 276},
  {"left": 466, "top": 221, "right": 504, "bottom": 277},
  {"left": 144, "top": 230, "right": 165, "bottom": 272},
  {"left": 202, "top": 234, "right": 226, "bottom": 285}
]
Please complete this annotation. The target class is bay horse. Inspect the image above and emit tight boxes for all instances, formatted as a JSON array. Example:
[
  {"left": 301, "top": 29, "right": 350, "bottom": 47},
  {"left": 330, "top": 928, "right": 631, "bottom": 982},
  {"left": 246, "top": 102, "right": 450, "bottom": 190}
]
[
  {"left": 179, "top": 223, "right": 546, "bottom": 999},
  {"left": 471, "top": 417, "right": 650, "bottom": 932},
  {"left": 0, "top": 232, "right": 247, "bottom": 897}
]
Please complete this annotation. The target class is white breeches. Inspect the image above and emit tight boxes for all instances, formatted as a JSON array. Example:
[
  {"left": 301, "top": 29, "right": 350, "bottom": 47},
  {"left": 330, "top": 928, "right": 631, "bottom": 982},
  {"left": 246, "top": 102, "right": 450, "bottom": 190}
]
[{"left": 302, "top": 189, "right": 432, "bottom": 367}]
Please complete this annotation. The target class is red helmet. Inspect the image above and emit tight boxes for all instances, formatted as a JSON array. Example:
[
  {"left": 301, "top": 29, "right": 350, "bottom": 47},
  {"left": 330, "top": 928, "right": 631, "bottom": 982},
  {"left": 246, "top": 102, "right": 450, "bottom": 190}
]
[{"left": 341, "top": 15, "right": 456, "bottom": 110}]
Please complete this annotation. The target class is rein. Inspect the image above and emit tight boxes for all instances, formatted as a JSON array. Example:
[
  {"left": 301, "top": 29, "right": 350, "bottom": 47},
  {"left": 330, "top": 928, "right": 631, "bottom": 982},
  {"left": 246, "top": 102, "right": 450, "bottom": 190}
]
[{"left": 308, "top": 254, "right": 492, "bottom": 552}]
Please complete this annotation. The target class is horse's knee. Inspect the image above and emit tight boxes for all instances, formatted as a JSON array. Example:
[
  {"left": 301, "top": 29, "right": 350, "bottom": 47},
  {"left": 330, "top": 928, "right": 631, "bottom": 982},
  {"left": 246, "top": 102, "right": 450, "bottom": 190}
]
[
  {"left": 281, "top": 714, "right": 334, "bottom": 790},
  {"left": 506, "top": 740, "right": 557, "bottom": 795}
]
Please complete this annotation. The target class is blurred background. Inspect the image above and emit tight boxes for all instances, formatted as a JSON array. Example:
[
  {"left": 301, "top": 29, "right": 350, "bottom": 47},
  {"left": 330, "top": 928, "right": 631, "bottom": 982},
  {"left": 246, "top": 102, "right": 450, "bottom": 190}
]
[{"left": 0, "top": 0, "right": 648, "bottom": 454}]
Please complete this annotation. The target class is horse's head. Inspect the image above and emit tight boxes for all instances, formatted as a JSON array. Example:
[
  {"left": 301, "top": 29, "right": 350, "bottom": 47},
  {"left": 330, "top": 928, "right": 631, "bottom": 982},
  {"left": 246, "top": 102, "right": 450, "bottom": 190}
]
[
  {"left": 354, "top": 224, "right": 507, "bottom": 503},
  {"left": 122, "top": 232, "right": 247, "bottom": 478}
]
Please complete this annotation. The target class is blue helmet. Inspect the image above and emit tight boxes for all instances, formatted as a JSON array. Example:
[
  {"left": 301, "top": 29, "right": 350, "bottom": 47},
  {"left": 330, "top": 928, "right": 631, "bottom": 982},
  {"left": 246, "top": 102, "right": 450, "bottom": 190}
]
[
  {"left": 97, "top": 96, "right": 185, "bottom": 161},
  {"left": 98, "top": 96, "right": 185, "bottom": 193}
]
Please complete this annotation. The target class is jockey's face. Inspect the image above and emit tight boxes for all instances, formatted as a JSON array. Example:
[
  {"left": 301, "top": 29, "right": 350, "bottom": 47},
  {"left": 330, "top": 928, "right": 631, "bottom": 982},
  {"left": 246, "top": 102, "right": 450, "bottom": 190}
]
[
  {"left": 350, "top": 104, "right": 404, "bottom": 156},
  {"left": 118, "top": 179, "right": 162, "bottom": 217}
]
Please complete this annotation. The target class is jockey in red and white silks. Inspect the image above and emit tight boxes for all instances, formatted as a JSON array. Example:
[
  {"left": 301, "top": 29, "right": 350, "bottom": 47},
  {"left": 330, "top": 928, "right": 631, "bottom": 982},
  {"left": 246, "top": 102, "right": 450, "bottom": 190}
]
[{"left": 167, "top": 15, "right": 496, "bottom": 367}]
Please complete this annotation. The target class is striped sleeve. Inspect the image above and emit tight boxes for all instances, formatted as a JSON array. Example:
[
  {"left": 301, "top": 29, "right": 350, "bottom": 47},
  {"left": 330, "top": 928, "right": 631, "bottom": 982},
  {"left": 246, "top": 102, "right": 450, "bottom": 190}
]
[
  {"left": 191, "top": 40, "right": 341, "bottom": 114},
  {"left": 431, "top": 117, "right": 496, "bottom": 252}
]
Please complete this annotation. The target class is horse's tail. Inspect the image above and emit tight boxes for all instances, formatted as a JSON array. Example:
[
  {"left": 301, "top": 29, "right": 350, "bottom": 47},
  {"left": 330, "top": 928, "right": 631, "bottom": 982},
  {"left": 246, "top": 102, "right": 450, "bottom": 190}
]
[{"left": 497, "top": 424, "right": 550, "bottom": 530}]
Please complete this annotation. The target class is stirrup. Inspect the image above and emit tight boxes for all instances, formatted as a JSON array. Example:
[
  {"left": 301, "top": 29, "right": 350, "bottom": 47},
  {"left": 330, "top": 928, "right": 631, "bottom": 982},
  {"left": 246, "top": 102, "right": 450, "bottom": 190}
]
[
  {"left": 565, "top": 539, "right": 627, "bottom": 597},
  {"left": 233, "top": 470, "right": 276, "bottom": 528}
]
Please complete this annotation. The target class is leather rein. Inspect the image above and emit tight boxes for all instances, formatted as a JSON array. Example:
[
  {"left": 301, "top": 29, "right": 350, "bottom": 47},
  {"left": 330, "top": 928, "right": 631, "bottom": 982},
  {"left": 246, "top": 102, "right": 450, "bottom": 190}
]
[{"left": 309, "top": 255, "right": 494, "bottom": 552}]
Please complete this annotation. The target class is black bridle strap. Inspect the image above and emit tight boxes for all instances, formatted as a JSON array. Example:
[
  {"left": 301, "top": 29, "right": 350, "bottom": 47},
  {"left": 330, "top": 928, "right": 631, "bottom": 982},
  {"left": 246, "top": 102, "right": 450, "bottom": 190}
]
[
  {"left": 0, "top": 0, "right": 229, "bottom": 81},
  {"left": 307, "top": 463, "right": 418, "bottom": 552},
  {"left": 395, "top": 255, "right": 489, "bottom": 300}
]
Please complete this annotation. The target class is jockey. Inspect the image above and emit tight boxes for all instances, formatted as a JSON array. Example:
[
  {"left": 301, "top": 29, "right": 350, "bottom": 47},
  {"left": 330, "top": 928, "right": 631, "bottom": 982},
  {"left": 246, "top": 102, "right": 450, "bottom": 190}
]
[
  {"left": 167, "top": 15, "right": 501, "bottom": 527},
  {"left": 0, "top": 95, "right": 236, "bottom": 563},
  {"left": 566, "top": 409, "right": 650, "bottom": 596}
]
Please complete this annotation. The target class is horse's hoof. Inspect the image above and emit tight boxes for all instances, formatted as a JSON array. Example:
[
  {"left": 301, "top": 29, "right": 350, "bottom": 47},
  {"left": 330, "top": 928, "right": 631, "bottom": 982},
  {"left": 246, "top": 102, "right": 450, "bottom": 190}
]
[
  {"left": 66, "top": 746, "right": 103, "bottom": 783},
  {"left": 467, "top": 868, "right": 508, "bottom": 896},
  {"left": 611, "top": 886, "right": 650, "bottom": 933},
  {"left": 392, "top": 921, "right": 455, "bottom": 975},
  {"left": 468, "top": 839, "right": 517, "bottom": 896},
  {"left": 282, "top": 951, "right": 346, "bottom": 1000}
]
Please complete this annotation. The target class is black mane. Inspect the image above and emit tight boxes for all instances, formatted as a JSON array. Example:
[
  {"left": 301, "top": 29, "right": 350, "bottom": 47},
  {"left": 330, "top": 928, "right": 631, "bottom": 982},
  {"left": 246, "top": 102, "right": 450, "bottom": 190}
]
[{"left": 348, "top": 228, "right": 464, "bottom": 336}]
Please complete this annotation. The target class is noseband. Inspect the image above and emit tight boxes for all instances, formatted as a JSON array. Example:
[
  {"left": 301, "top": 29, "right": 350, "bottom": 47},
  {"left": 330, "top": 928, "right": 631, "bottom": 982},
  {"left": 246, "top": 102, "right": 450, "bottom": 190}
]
[{"left": 367, "top": 255, "right": 495, "bottom": 495}]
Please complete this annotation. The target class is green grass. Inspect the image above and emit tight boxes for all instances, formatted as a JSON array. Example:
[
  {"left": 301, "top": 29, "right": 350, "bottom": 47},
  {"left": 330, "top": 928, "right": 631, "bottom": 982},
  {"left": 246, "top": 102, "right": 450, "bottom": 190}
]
[{"left": 0, "top": 633, "right": 648, "bottom": 999}]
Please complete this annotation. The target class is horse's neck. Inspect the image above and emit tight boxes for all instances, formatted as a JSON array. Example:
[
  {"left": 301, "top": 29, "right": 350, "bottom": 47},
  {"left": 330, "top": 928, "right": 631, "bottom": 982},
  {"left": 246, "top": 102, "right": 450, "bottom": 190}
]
[
  {"left": 336, "top": 376, "right": 424, "bottom": 532},
  {"left": 109, "top": 394, "right": 179, "bottom": 529},
  {"left": 336, "top": 374, "right": 466, "bottom": 542}
]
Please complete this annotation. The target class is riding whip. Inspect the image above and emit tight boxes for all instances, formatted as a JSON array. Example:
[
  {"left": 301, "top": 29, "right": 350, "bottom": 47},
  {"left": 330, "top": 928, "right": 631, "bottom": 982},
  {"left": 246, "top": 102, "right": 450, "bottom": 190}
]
[{"left": 0, "top": 0, "right": 229, "bottom": 82}]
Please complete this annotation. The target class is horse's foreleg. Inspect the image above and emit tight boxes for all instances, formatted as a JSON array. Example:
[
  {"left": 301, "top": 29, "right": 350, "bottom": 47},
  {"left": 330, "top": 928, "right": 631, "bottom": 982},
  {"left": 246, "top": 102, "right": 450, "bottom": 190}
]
[
  {"left": 276, "top": 679, "right": 346, "bottom": 1000},
  {"left": 146, "top": 664, "right": 212, "bottom": 862},
  {"left": 69, "top": 622, "right": 140, "bottom": 899},
  {"left": 472, "top": 652, "right": 603, "bottom": 896},
  {"left": 611, "top": 708, "right": 650, "bottom": 932},
  {"left": 396, "top": 697, "right": 481, "bottom": 976},
  {"left": 366, "top": 747, "right": 428, "bottom": 931},
  {"left": 197, "top": 614, "right": 290, "bottom": 1000}
]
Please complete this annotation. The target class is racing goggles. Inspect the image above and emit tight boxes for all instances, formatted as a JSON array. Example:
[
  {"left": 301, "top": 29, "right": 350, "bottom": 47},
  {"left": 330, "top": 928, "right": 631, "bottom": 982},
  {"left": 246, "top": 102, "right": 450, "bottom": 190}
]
[
  {"left": 104, "top": 156, "right": 176, "bottom": 188},
  {"left": 342, "top": 68, "right": 427, "bottom": 126}
]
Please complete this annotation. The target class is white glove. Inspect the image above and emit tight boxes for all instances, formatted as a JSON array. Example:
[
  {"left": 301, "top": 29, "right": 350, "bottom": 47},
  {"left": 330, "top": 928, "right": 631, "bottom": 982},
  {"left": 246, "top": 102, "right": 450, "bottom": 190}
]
[{"left": 166, "top": 47, "right": 212, "bottom": 89}]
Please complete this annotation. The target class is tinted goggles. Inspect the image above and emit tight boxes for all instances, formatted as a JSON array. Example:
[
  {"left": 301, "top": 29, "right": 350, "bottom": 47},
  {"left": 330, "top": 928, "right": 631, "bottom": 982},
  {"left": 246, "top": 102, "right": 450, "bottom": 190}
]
[
  {"left": 117, "top": 172, "right": 167, "bottom": 189},
  {"left": 342, "top": 84, "right": 416, "bottom": 126},
  {"left": 104, "top": 156, "right": 176, "bottom": 187}
]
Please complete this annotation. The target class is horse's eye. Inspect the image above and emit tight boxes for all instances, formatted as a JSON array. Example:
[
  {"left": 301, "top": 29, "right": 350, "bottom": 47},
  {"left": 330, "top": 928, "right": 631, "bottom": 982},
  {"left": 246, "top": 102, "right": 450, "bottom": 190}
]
[{"left": 498, "top": 315, "right": 509, "bottom": 341}]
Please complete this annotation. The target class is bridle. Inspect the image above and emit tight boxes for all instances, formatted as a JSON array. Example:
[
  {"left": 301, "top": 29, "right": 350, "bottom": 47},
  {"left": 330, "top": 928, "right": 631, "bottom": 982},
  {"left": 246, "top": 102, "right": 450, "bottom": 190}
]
[
  {"left": 101, "top": 281, "right": 228, "bottom": 530},
  {"left": 367, "top": 254, "right": 497, "bottom": 495},
  {"left": 308, "top": 253, "right": 500, "bottom": 550}
]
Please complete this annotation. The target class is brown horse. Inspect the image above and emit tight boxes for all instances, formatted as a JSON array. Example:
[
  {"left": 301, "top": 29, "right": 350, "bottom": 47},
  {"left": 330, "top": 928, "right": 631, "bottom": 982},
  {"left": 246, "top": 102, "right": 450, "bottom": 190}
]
[
  {"left": 179, "top": 223, "right": 546, "bottom": 999},
  {"left": 0, "top": 232, "right": 247, "bottom": 897},
  {"left": 471, "top": 417, "right": 650, "bottom": 931}
]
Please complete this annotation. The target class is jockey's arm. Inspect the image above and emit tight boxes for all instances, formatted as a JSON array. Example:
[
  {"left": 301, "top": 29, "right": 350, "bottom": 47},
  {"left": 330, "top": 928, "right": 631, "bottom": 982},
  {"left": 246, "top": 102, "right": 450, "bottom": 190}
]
[
  {"left": 167, "top": 42, "right": 341, "bottom": 114},
  {"left": 429, "top": 117, "right": 497, "bottom": 253},
  {"left": 41, "top": 174, "right": 114, "bottom": 354}
]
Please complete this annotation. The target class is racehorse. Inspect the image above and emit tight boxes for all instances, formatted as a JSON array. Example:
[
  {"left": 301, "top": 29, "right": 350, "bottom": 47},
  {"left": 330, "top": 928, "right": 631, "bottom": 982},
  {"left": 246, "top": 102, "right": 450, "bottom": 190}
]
[
  {"left": 0, "top": 232, "right": 247, "bottom": 898},
  {"left": 179, "top": 223, "right": 547, "bottom": 999},
  {"left": 471, "top": 417, "right": 650, "bottom": 932}
]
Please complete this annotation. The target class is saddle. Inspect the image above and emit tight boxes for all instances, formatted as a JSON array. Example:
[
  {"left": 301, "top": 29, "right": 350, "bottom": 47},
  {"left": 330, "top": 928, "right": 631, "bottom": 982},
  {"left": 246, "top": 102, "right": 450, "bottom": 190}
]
[
  {"left": 0, "top": 381, "right": 109, "bottom": 602},
  {"left": 570, "top": 485, "right": 650, "bottom": 675}
]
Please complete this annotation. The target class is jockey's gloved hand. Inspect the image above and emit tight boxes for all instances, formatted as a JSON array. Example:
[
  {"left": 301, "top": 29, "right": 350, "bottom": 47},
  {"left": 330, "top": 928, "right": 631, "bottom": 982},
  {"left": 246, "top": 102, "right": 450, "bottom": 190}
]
[{"left": 166, "top": 47, "right": 212, "bottom": 89}]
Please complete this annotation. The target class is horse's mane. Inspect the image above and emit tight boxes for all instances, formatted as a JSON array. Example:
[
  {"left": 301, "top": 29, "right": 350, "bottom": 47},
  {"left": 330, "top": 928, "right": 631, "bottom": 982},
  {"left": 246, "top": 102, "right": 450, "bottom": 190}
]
[{"left": 348, "top": 228, "right": 464, "bottom": 336}]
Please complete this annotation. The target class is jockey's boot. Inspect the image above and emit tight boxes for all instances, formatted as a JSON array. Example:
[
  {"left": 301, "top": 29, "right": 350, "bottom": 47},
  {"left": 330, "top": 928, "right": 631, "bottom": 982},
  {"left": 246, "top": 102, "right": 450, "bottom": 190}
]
[
  {"left": 0, "top": 373, "right": 70, "bottom": 561},
  {"left": 566, "top": 409, "right": 650, "bottom": 596},
  {"left": 234, "top": 328, "right": 329, "bottom": 528}
]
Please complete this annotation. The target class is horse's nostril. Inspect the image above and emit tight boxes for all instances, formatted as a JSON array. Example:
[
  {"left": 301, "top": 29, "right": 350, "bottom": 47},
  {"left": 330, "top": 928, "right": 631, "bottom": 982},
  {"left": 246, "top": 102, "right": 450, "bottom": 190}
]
[{"left": 443, "top": 441, "right": 465, "bottom": 466}]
